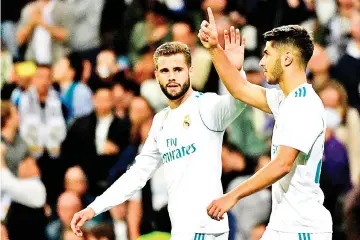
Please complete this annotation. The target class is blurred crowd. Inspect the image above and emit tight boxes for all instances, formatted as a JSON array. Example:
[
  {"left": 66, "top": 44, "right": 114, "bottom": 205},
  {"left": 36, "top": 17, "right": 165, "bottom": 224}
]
[{"left": 1, "top": 0, "right": 360, "bottom": 240}]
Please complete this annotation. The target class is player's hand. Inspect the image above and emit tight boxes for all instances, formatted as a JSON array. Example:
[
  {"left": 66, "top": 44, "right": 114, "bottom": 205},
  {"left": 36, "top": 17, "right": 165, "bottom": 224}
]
[
  {"left": 207, "top": 193, "right": 238, "bottom": 221},
  {"left": 224, "top": 26, "right": 246, "bottom": 70},
  {"left": 70, "top": 207, "right": 95, "bottom": 237},
  {"left": 198, "top": 7, "right": 219, "bottom": 49}
]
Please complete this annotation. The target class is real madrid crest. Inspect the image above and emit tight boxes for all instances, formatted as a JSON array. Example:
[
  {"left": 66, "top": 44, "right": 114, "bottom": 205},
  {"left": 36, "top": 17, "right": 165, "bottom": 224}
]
[{"left": 183, "top": 114, "right": 191, "bottom": 128}]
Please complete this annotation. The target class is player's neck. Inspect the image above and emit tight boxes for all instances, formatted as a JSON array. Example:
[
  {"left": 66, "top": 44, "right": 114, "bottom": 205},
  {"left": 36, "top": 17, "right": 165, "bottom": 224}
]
[
  {"left": 279, "top": 70, "right": 308, "bottom": 96},
  {"left": 168, "top": 88, "right": 194, "bottom": 109}
]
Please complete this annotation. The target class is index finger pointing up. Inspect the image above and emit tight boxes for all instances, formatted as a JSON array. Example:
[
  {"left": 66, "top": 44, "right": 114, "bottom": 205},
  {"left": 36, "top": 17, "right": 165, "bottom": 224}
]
[{"left": 207, "top": 7, "right": 216, "bottom": 25}]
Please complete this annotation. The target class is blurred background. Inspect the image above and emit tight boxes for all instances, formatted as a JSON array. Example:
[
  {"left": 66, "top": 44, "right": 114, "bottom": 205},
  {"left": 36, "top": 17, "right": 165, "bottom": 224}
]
[{"left": 0, "top": 0, "right": 359, "bottom": 239}]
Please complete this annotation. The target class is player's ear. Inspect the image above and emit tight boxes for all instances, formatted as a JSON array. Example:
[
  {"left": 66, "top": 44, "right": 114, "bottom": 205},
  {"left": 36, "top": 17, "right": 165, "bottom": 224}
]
[
  {"left": 154, "top": 70, "right": 160, "bottom": 84},
  {"left": 284, "top": 52, "right": 293, "bottom": 67},
  {"left": 189, "top": 66, "right": 193, "bottom": 74}
]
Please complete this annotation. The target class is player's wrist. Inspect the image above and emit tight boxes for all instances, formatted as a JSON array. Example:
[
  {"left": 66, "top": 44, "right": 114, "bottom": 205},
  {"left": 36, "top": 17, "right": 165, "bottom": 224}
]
[
  {"left": 231, "top": 186, "right": 244, "bottom": 201},
  {"left": 86, "top": 207, "right": 96, "bottom": 218},
  {"left": 209, "top": 44, "right": 223, "bottom": 54}
]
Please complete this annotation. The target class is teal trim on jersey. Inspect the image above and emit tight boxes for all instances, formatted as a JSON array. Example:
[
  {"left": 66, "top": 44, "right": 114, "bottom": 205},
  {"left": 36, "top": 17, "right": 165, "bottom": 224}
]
[
  {"left": 315, "top": 159, "right": 322, "bottom": 183},
  {"left": 295, "top": 86, "right": 307, "bottom": 97},
  {"left": 195, "top": 92, "right": 204, "bottom": 98},
  {"left": 194, "top": 233, "right": 205, "bottom": 240},
  {"left": 298, "top": 233, "right": 312, "bottom": 240}
]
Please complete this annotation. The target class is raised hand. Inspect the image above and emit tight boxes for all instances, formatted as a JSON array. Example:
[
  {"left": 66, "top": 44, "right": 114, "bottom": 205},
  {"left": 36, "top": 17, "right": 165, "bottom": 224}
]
[
  {"left": 198, "top": 7, "right": 219, "bottom": 49},
  {"left": 224, "top": 26, "right": 246, "bottom": 70}
]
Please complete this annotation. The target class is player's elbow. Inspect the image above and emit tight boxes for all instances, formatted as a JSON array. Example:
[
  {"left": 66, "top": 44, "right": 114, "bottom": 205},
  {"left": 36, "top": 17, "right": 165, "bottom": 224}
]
[
  {"left": 274, "top": 160, "right": 293, "bottom": 175},
  {"left": 280, "top": 164, "right": 292, "bottom": 175}
]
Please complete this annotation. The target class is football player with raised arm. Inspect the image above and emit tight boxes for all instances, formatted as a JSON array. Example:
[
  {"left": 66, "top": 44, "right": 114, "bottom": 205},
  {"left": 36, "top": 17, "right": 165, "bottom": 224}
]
[{"left": 199, "top": 7, "right": 332, "bottom": 240}]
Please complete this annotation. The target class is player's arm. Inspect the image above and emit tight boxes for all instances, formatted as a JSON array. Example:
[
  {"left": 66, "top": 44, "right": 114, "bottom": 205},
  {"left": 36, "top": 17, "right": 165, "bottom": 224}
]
[
  {"left": 199, "top": 93, "right": 246, "bottom": 132},
  {"left": 198, "top": 7, "right": 271, "bottom": 113},
  {"left": 208, "top": 102, "right": 323, "bottom": 220},
  {"left": 208, "top": 146, "right": 299, "bottom": 220},
  {"left": 71, "top": 116, "right": 163, "bottom": 236},
  {"left": 87, "top": 135, "right": 162, "bottom": 215},
  {"left": 210, "top": 46, "right": 270, "bottom": 113},
  {"left": 230, "top": 145, "right": 298, "bottom": 199}
]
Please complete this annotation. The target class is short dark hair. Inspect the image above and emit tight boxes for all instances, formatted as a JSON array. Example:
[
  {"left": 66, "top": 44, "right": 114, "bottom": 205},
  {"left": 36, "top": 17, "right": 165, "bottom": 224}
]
[
  {"left": 263, "top": 25, "right": 314, "bottom": 66},
  {"left": 94, "top": 81, "right": 112, "bottom": 94},
  {"left": 112, "top": 72, "right": 140, "bottom": 95},
  {"left": 153, "top": 42, "right": 192, "bottom": 70},
  {"left": 85, "top": 223, "right": 115, "bottom": 240},
  {"left": 173, "top": 15, "right": 197, "bottom": 33},
  {"left": 66, "top": 52, "right": 84, "bottom": 81}
]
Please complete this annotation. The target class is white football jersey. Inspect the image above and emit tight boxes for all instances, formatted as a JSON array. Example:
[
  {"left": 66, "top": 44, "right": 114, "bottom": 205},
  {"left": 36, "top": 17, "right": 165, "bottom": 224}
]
[
  {"left": 89, "top": 91, "right": 246, "bottom": 234},
  {"left": 265, "top": 83, "right": 332, "bottom": 233}
]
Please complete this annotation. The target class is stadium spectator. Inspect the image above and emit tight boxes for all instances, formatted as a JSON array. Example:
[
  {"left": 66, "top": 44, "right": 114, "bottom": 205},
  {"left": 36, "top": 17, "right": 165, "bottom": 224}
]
[
  {"left": 172, "top": 18, "right": 213, "bottom": 91},
  {"left": 334, "top": 8, "right": 360, "bottom": 112},
  {"left": 61, "top": 85, "right": 130, "bottom": 196},
  {"left": 320, "top": 108, "right": 352, "bottom": 216},
  {"left": 112, "top": 74, "right": 139, "bottom": 120},
  {"left": 53, "top": 52, "right": 94, "bottom": 122},
  {"left": 16, "top": 0, "right": 72, "bottom": 64},
  {"left": 85, "top": 223, "right": 115, "bottom": 240},
  {"left": 64, "top": 166, "right": 95, "bottom": 208},
  {"left": 324, "top": 0, "right": 354, "bottom": 63},
  {"left": 307, "top": 43, "right": 333, "bottom": 90},
  {"left": 129, "top": 96, "right": 155, "bottom": 143},
  {"left": 129, "top": 1, "right": 172, "bottom": 66},
  {"left": 18, "top": 64, "right": 67, "bottom": 205},
  {"left": 10, "top": 61, "right": 37, "bottom": 106},
  {"left": 46, "top": 191, "right": 83, "bottom": 240},
  {"left": 318, "top": 81, "right": 360, "bottom": 185},
  {"left": 89, "top": 49, "right": 121, "bottom": 92},
  {"left": 65, "top": 0, "right": 104, "bottom": 66}
]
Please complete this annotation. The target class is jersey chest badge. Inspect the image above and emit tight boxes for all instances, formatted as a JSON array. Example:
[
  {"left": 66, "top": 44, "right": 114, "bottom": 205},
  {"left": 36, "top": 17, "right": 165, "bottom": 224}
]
[{"left": 183, "top": 114, "right": 191, "bottom": 128}]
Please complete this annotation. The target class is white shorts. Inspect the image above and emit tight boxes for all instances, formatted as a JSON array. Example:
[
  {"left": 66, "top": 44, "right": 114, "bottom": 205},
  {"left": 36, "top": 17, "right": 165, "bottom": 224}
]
[
  {"left": 170, "top": 232, "right": 229, "bottom": 240},
  {"left": 261, "top": 229, "right": 332, "bottom": 240}
]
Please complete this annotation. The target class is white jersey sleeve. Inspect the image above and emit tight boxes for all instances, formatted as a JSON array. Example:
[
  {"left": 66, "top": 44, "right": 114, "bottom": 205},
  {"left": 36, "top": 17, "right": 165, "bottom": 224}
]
[
  {"left": 0, "top": 168, "right": 46, "bottom": 208},
  {"left": 276, "top": 102, "right": 324, "bottom": 154},
  {"left": 199, "top": 93, "right": 246, "bottom": 131},
  {"left": 88, "top": 113, "right": 163, "bottom": 215},
  {"left": 265, "top": 88, "right": 285, "bottom": 118}
]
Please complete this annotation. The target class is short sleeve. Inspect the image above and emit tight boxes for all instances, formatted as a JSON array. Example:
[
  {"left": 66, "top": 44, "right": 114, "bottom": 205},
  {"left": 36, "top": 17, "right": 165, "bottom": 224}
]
[
  {"left": 199, "top": 93, "right": 246, "bottom": 132},
  {"left": 265, "top": 88, "right": 284, "bottom": 119},
  {"left": 276, "top": 103, "right": 324, "bottom": 154}
]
